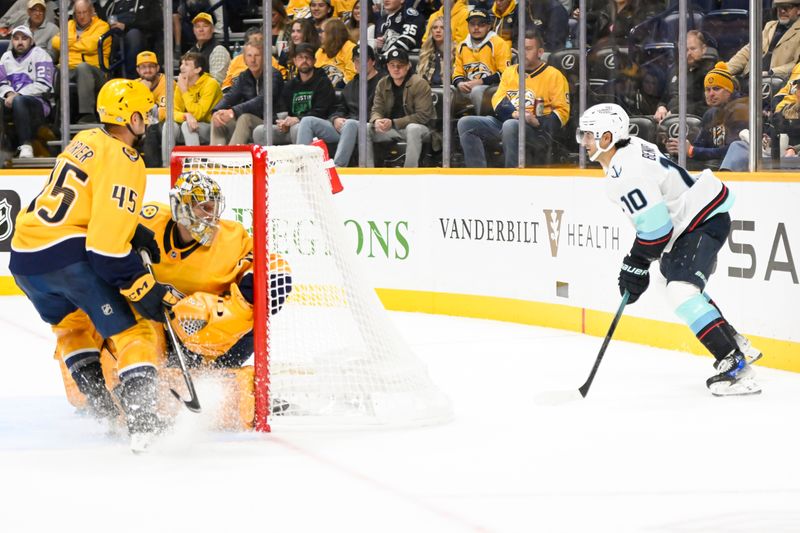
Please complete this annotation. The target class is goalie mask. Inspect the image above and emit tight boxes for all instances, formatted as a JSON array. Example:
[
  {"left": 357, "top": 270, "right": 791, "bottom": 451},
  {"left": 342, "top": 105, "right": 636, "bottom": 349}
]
[{"left": 170, "top": 171, "right": 225, "bottom": 246}]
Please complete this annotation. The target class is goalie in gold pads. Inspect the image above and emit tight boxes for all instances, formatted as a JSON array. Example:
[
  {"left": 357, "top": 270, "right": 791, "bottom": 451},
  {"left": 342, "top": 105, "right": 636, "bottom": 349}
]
[{"left": 59, "top": 170, "right": 293, "bottom": 428}]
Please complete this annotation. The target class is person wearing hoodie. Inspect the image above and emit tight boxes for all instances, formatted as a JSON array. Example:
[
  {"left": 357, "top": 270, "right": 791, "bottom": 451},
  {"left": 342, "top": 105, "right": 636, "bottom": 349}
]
[
  {"left": 168, "top": 51, "right": 223, "bottom": 147},
  {"left": 452, "top": 9, "right": 511, "bottom": 115},
  {"left": 666, "top": 62, "right": 748, "bottom": 171},
  {"left": 253, "top": 42, "right": 336, "bottom": 146}
]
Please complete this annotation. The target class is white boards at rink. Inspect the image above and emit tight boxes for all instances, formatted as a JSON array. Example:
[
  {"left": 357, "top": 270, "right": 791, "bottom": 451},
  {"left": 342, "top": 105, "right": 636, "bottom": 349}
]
[{"left": 0, "top": 168, "right": 797, "bottom": 371}]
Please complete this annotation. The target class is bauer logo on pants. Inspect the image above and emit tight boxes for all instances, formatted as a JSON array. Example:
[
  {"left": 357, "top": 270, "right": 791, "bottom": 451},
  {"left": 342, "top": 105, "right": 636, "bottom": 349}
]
[{"left": 0, "top": 190, "right": 21, "bottom": 251}]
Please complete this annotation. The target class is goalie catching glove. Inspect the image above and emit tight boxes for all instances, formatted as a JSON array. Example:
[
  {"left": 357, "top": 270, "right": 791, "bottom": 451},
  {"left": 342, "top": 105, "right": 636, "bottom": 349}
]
[
  {"left": 121, "top": 272, "right": 182, "bottom": 322},
  {"left": 618, "top": 254, "right": 650, "bottom": 304}
]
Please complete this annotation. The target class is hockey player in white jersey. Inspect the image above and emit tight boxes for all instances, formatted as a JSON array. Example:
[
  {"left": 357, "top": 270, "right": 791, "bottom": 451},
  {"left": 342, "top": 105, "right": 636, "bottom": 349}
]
[{"left": 577, "top": 103, "right": 761, "bottom": 396}]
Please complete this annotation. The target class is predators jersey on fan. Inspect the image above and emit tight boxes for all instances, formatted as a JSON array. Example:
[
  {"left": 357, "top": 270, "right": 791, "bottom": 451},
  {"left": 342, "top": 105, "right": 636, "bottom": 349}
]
[
  {"left": 11, "top": 128, "right": 146, "bottom": 280},
  {"left": 315, "top": 40, "right": 356, "bottom": 89},
  {"left": 138, "top": 202, "right": 252, "bottom": 296},
  {"left": 492, "top": 62, "right": 570, "bottom": 125},
  {"left": 452, "top": 32, "right": 511, "bottom": 85}
]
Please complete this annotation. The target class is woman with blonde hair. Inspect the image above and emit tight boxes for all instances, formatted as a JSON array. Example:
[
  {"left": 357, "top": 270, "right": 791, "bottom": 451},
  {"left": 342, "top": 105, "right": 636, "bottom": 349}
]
[
  {"left": 417, "top": 15, "right": 456, "bottom": 88},
  {"left": 315, "top": 17, "right": 356, "bottom": 89}
]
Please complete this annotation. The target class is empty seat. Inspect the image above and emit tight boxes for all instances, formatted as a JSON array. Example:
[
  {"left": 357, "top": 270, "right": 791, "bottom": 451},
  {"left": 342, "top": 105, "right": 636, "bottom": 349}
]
[
  {"left": 628, "top": 115, "right": 658, "bottom": 143},
  {"left": 701, "top": 10, "right": 749, "bottom": 60}
]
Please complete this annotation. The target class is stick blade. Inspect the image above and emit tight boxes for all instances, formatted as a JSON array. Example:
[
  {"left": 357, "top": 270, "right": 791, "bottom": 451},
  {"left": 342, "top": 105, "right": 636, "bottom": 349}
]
[
  {"left": 534, "top": 389, "right": 583, "bottom": 406},
  {"left": 171, "top": 388, "right": 202, "bottom": 413}
]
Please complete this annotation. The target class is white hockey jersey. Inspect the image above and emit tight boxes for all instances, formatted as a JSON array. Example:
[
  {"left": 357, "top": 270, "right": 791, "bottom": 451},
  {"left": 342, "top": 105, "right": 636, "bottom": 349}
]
[
  {"left": 0, "top": 45, "right": 54, "bottom": 115},
  {"left": 604, "top": 136, "right": 734, "bottom": 258}
]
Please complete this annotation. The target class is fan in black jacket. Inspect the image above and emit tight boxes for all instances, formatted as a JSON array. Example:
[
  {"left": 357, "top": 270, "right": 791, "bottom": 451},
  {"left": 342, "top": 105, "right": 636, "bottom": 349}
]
[
  {"left": 100, "top": 0, "right": 163, "bottom": 78},
  {"left": 210, "top": 42, "right": 284, "bottom": 145}
]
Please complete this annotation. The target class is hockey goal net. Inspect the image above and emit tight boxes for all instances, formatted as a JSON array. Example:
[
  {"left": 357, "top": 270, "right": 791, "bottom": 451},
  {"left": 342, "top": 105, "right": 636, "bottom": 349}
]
[{"left": 169, "top": 144, "right": 452, "bottom": 431}]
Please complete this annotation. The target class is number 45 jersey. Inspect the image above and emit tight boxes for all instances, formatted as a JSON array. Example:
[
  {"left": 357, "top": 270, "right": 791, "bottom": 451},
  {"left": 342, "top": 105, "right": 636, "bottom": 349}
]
[
  {"left": 10, "top": 128, "right": 147, "bottom": 287},
  {"left": 604, "top": 136, "right": 735, "bottom": 259}
]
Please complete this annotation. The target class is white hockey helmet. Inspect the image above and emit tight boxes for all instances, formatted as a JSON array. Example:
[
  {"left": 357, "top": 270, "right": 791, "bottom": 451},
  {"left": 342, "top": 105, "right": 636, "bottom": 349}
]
[
  {"left": 170, "top": 170, "right": 225, "bottom": 246},
  {"left": 576, "top": 103, "right": 630, "bottom": 161}
]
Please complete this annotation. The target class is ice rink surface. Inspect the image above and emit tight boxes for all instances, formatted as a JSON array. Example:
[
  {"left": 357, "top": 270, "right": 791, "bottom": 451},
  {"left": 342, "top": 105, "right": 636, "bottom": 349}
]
[{"left": 1, "top": 295, "right": 799, "bottom": 533}]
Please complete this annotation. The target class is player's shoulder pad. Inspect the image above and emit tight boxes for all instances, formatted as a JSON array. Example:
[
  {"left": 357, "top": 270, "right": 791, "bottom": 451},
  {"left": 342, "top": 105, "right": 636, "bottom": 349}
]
[{"left": 405, "top": 7, "right": 419, "bottom": 16}]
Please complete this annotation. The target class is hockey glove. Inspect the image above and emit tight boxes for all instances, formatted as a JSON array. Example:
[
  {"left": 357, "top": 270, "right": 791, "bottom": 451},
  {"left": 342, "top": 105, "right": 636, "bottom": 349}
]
[
  {"left": 121, "top": 273, "right": 181, "bottom": 322},
  {"left": 618, "top": 255, "right": 650, "bottom": 304},
  {"left": 130, "top": 223, "right": 161, "bottom": 264}
]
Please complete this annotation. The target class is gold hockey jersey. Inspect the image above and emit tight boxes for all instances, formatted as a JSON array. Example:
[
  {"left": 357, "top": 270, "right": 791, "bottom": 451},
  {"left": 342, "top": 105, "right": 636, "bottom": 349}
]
[
  {"left": 452, "top": 32, "right": 511, "bottom": 85},
  {"left": 138, "top": 202, "right": 253, "bottom": 297}
]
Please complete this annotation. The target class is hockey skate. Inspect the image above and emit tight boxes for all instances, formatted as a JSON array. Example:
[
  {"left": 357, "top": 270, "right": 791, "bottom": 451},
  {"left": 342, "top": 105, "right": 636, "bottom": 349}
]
[
  {"left": 72, "top": 361, "right": 120, "bottom": 422},
  {"left": 706, "top": 352, "right": 762, "bottom": 397},
  {"left": 736, "top": 334, "right": 763, "bottom": 365},
  {"left": 120, "top": 374, "right": 164, "bottom": 454}
]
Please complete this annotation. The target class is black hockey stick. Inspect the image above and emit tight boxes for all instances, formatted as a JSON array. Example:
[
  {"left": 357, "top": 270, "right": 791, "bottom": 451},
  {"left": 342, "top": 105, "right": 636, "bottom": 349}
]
[
  {"left": 139, "top": 250, "right": 202, "bottom": 413},
  {"left": 578, "top": 291, "right": 630, "bottom": 398}
]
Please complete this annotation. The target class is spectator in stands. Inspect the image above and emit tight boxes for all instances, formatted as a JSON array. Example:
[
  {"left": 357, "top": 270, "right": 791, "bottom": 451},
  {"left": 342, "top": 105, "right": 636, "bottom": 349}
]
[
  {"left": 316, "top": 17, "right": 356, "bottom": 89},
  {"left": 344, "top": 0, "right": 374, "bottom": 45},
  {"left": 271, "top": 0, "right": 290, "bottom": 55},
  {"left": 453, "top": 9, "right": 511, "bottom": 115},
  {"left": 525, "top": 0, "right": 569, "bottom": 51},
  {"left": 310, "top": 0, "right": 334, "bottom": 32},
  {"left": 726, "top": 0, "right": 800, "bottom": 80},
  {"left": 279, "top": 18, "right": 320, "bottom": 80},
  {"left": 137, "top": 50, "right": 177, "bottom": 168},
  {"left": 190, "top": 12, "right": 231, "bottom": 85},
  {"left": 368, "top": 47, "right": 434, "bottom": 167},
  {"left": 593, "top": 0, "right": 642, "bottom": 47},
  {"left": 296, "top": 44, "right": 381, "bottom": 166},
  {"left": 0, "top": 25, "right": 53, "bottom": 157},
  {"left": 211, "top": 41, "right": 283, "bottom": 145},
  {"left": 24, "top": 0, "right": 56, "bottom": 59},
  {"left": 654, "top": 30, "right": 717, "bottom": 123},
  {"left": 172, "top": 0, "right": 211, "bottom": 55},
  {"left": 169, "top": 51, "right": 223, "bottom": 146},
  {"left": 620, "top": 64, "right": 667, "bottom": 116},
  {"left": 423, "top": 0, "right": 469, "bottom": 47},
  {"left": 666, "top": 62, "right": 748, "bottom": 170},
  {"left": 51, "top": 0, "right": 110, "bottom": 123},
  {"left": 418, "top": 14, "right": 456, "bottom": 88},
  {"left": 457, "top": 30, "right": 570, "bottom": 168},
  {"left": 374, "top": 0, "right": 424, "bottom": 63},
  {"left": 0, "top": 0, "right": 53, "bottom": 37},
  {"left": 253, "top": 42, "right": 335, "bottom": 145},
  {"left": 98, "top": 0, "right": 163, "bottom": 79},
  {"left": 221, "top": 26, "right": 287, "bottom": 93}
]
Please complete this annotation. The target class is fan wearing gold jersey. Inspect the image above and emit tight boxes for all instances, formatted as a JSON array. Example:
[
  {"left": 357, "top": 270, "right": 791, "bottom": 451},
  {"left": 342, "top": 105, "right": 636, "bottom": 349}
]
[{"left": 9, "top": 79, "right": 177, "bottom": 451}]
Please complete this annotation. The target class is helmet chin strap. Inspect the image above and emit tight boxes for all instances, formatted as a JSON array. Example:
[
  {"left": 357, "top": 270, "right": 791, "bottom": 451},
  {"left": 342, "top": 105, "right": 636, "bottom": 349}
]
[{"left": 589, "top": 132, "right": 613, "bottom": 162}]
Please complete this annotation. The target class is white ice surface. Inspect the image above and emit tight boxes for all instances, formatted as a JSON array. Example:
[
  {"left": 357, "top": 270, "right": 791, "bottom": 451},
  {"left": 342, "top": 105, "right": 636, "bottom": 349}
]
[{"left": 1, "top": 295, "right": 799, "bottom": 533}]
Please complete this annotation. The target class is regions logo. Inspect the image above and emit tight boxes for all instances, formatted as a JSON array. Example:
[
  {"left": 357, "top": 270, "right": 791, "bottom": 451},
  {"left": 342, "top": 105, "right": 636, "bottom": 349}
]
[{"left": 0, "top": 190, "right": 21, "bottom": 252}]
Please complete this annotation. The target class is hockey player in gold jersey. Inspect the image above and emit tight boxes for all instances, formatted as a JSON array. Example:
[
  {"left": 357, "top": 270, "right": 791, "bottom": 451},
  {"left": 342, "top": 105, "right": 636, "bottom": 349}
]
[
  {"left": 58, "top": 171, "right": 293, "bottom": 428},
  {"left": 9, "top": 79, "right": 178, "bottom": 451}
]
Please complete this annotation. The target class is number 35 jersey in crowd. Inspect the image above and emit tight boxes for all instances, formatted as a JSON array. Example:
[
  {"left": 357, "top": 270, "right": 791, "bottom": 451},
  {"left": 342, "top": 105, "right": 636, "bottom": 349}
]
[
  {"left": 604, "top": 136, "right": 734, "bottom": 258},
  {"left": 10, "top": 128, "right": 148, "bottom": 289}
]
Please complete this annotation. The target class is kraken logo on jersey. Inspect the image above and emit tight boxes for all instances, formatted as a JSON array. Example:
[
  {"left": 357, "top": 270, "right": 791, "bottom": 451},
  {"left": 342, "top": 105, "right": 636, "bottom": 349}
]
[
  {"left": 464, "top": 62, "right": 493, "bottom": 80},
  {"left": 321, "top": 64, "right": 345, "bottom": 89},
  {"left": 0, "top": 197, "right": 13, "bottom": 242}
]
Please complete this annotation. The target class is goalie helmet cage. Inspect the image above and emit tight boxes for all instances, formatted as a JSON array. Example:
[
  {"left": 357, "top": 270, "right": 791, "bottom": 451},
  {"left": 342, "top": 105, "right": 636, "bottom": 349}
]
[{"left": 169, "top": 144, "right": 452, "bottom": 431}]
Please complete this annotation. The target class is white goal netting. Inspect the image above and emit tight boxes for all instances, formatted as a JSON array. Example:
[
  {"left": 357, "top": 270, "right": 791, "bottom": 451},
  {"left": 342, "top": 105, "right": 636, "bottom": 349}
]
[{"left": 175, "top": 145, "right": 452, "bottom": 429}]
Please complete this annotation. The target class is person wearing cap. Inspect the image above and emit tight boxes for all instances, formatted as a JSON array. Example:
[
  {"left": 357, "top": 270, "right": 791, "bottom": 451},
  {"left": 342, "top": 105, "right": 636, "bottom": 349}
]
[
  {"left": 0, "top": 0, "right": 54, "bottom": 37},
  {"left": 51, "top": 0, "right": 110, "bottom": 123},
  {"left": 457, "top": 29, "right": 570, "bottom": 168},
  {"left": 666, "top": 62, "right": 748, "bottom": 170},
  {"left": 296, "top": 44, "right": 381, "bottom": 167},
  {"left": 452, "top": 9, "right": 511, "bottom": 115},
  {"left": 168, "top": 51, "right": 223, "bottom": 149},
  {"left": 171, "top": 0, "right": 212, "bottom": 57},
  {"left": 726, "top": 0, "right": 800, "bottom": 79},
  {"left": 211, "top": 39, "right": 284, "bottom": 146},
  {"left": 190, "top": 12, "right": 231, "bottom": 85},
  {"left": 136, "top": 50, "right": 179, "bottom": 167},
  {"left": 253, "top": 42, "right": 335, "bottom": 146},
  {"left": 374, "top": 0, "right": 424, "bottom": 63},
  {"left": 369, "top": 47, "right": 434, "bottom": 167},
  {"left": 23, "top": 0, "right": 57, "bottom": 59},
  {"left": 0, "top": 24, "right": 54, "bottom": 157},
  {"left": 97, "top": 0, "right": 162, "bottom": 79}
]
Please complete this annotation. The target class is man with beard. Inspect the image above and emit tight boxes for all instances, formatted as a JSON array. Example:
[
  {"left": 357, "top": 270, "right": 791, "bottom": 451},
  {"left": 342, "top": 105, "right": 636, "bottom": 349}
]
[
  {"left": 137, "top": 51, "right": 178, "bottom": 167},
  {"left": 654, "top": 30, "right": 718, "bottom": 122},
  {"left": 253, "top": 43, "right": 335, "bottom": 146},
  {"left": 726, "top": 0, "right": 800, "bottom": 79},
  {"left": 0, "top": 25, "right": 54, "bottom": 158}
]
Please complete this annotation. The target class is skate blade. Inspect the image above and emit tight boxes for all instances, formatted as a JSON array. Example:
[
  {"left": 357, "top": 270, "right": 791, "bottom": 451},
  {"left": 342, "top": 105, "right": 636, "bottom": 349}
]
[
  {"left": 130, "top": 432, "right": 155, "bottom": 454},
  {"left": 708, "top": 378, "right": 762, "bottom": 397},
  {"left": 745, "top": 351, "right": 763, "bottom": 365}
]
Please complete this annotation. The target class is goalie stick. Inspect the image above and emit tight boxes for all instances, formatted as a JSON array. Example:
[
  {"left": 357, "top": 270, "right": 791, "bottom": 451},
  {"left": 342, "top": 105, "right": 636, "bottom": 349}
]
[
  {"left": 139, "top": 249, "right": 202, "bottom": 413},
  {"left": 578, "top": 290, "right": 630, "bottom": 398}
]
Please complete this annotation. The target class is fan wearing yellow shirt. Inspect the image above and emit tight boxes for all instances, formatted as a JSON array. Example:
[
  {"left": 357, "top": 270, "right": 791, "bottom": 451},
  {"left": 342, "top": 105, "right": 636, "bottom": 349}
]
[{"left": 9, "top": 79, "right": 177, "bottom": 452}]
